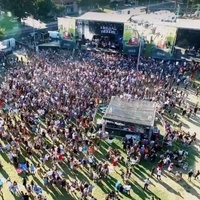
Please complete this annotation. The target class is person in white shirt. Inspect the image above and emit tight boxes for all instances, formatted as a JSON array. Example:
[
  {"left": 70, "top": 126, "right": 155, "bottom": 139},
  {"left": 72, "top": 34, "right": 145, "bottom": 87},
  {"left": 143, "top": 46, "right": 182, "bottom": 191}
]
[
  {"left": 157, "top": 168, "right": 162, "bottom": 180},
  {"left": 163, "top": 156, "right": 171, "bottom": 166},
  {"left": 144, "top": 178, "right": 150, "bottom": 190}
]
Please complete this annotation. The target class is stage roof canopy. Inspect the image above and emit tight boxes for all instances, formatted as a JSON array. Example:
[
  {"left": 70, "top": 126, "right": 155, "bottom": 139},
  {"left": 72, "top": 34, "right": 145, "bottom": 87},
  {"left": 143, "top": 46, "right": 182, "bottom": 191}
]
[
  {"left": 103, "top": 96, "right": 156, "bottom": 127},
  {"left": 175, "top": 19, "right": 200, "bottom": 30},
  {"left": 76, "top": 12, "right": 131, "bottom": 23}
]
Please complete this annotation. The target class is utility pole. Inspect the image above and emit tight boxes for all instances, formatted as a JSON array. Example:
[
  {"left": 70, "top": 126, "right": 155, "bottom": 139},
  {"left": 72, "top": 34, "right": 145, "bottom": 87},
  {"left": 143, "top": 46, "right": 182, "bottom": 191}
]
[
  {"left": 196, "top": 4, "right": 200, "bottom": 18},
  {"left": 186, "top": 0, "right": 189, "bottom": 16},
  {"left": 148, "top": 0, "right": 150, "bottom": 13},
  {"left": 190, "top": 0, "right": 195, "bottom": 16},
  {"left": 32, "top": 16, "right": 36, "bottom": 48},
  {"left": 136, "top": 38, "right": 142, "bottom": 71}
]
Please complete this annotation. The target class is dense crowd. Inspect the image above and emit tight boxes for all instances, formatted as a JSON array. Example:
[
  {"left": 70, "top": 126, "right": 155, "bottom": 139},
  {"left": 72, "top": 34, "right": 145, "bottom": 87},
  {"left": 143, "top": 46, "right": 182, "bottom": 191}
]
[{"left": 0, "top": 49, "right": 199, "bottom": 200}]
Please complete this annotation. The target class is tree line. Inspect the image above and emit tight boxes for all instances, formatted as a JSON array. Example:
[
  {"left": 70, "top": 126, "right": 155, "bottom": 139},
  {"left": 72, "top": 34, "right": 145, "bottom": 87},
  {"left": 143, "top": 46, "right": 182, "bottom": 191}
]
[{"left": 0, "top": 0, "right": 66, "bottom": 21}]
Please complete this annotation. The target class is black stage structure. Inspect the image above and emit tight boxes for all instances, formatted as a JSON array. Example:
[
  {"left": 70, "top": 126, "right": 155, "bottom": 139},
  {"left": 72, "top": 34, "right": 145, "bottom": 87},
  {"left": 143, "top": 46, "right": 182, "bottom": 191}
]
[
  {"left": 173, "top": 19, "right": 200, "bottom": 60},
  {"left": 76, "top": 12, "right": 131, "bottom": 52}
]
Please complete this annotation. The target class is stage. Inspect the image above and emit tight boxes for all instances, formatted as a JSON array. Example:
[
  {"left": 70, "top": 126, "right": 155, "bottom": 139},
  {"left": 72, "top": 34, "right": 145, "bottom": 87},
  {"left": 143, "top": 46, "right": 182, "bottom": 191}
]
[
  {"left": 103, "top": 96, "right": 157, "bottom": 139},
  {"left": 58, "top": 12, "right": 140, "bottom": 55}
]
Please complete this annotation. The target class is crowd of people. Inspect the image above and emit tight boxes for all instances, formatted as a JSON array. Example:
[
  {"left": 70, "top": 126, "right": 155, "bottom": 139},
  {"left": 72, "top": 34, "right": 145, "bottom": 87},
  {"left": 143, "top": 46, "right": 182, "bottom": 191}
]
[{"left": 0, "top": 49, "right": 199, "bottom": 200}]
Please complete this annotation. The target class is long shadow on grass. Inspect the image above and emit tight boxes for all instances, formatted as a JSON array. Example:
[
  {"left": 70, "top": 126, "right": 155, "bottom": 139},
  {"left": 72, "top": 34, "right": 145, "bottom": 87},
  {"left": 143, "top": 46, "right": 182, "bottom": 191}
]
[
  {"left": 191, "top": 181, "right": 200, "bottom": 190},
  {"left": 179, "top": 179, "right": 200, "bottom": 199},
  {"left": 0, "top": 165, "right": 10, "bottom": 179},
  {"left": 97, "top": 181, "right": 111, "bottom": 194},
  {"left": 159, "top": 180, "right": 184, "bottom": 198},
  {"left": 133, "top": 168, "right": 148, "bottom": 182},
  {"left": 94, "top": 150, "right": 107, "bottom": 162},
  {"left": 33, "top": 176, "right": 45, "bottom": 190},
  {"left": 111, "top": 142, "right": 123, "bottom": 151},
  {"left": 74, "top": 170, "right": 91, "bottom": 183},
  {"left": 101, "top": 175, "right": 118, "bottom": 192},
  {"left": 0, "top": 193, "right": 5, "bottom": 200},
  {"left": 48, "top": 186, "right": 76, "bottom": 200},
  {"left": 0, "top": 152, "right": 10, "bottom": 163},
  {"left": 100, "top": 142, "right": 109, "bottom": 155},
  {"left": 130, "top": 181, "right": 150, "bottom": 200},
  {"left": 187, "top": 117, "right": 200, "bottom": 127}
]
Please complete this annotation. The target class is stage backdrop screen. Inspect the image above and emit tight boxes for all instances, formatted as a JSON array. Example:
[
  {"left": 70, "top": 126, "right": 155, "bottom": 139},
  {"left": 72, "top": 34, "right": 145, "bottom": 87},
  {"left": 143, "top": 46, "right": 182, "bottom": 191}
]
[
  {"left": 58, "top": 17, "right": 76, "bottom": 48},
  {"left": 153, "top": 26, "right": 177, "bottom": 52},
  {"left": 150, "top": 26, "right": 177, "bottom": 59},
  {"left": 123, "top": 22, "right": 140, "bottom": 55},
  {"left": 176, "top": 28, "right": 200, "bottom": 50},
  {"left": 174, "top": 28, "right": 200, "bottom": 58},
  {"left": 76, "top": 20, "right": 124, "bottom": 50}
]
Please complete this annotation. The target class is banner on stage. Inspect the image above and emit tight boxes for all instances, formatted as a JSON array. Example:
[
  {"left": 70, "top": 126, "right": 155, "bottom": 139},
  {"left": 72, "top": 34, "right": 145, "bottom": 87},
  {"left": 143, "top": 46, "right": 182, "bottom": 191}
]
[
  {"left": 123, "top": 22, "right": 139, "bottom": 55},
  {"left": 58, "top": 17, "right": 76, "bottom": 48},
  {"left": 151, "top": 26, "right": 177, "bottom": 57}
]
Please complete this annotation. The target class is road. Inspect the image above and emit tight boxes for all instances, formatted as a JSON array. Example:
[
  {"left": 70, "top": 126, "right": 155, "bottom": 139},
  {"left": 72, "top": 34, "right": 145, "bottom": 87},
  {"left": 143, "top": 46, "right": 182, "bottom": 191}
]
[
  {"left": 120, "top": 1, "right": 176, "bottom": 15},
  {"left": 148, "top": 1, "right": 176, "bottom": 12}
]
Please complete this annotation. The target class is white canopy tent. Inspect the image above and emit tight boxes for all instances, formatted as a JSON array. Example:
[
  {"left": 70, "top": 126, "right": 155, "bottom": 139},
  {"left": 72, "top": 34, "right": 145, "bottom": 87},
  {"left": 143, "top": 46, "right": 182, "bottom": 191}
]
[{"left": 0, "top": 42, "right": 7, "bottom": 50}]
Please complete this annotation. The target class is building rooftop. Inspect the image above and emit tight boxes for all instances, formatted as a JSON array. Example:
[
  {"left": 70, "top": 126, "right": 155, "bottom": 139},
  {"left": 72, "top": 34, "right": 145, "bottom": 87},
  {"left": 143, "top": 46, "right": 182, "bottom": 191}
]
[
  {"left": 131, "top": 12, "right": 200, "bottom": 30},
  {"left": 103, "top": 96, "right": 156, "bottom": 127},
  {"left": 76, "top": 12, "right": 131, "bottom": 23}
]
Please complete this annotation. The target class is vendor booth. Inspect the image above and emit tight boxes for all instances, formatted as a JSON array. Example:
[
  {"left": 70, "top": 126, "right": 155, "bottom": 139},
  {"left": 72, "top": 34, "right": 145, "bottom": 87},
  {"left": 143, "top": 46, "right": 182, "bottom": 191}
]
[{"left": 103, "top": 96, "right": 157, "bottom": 140}]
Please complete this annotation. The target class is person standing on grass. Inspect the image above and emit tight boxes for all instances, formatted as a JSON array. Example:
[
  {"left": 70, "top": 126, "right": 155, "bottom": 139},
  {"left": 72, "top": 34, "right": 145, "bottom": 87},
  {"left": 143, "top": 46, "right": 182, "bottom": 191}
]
[
  {"left": 22, "top": 192, "right": 29, "bottom": 200},
  {"left": 22, "top": 177, "right": 27, "bottom": 189},
  {"left": 157, "top": 168, "right": 162, "bottom": 180},
  {"left": 30, "top": 163, "right": 35, "bottom": 175},
  {"left": 168, "top": 162, "right": 174, "bottom": 173},
  {"left": 151, "top": 166, "right": 156, "bottom": 176},
  {"left": 194, "top": 170, "right": 200, "bottom": 180},
  {"left": 188, "top": 169, "right": 193, "bottom": 181},
  {"left": 144, "top": 178, "right": 150, "bottom": 190}
]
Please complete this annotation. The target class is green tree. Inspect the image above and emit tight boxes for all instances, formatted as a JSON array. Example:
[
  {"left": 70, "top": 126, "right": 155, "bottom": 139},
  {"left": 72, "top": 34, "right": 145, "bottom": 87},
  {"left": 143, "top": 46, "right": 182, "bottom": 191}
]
[
  {"left": 78, "top": 0, "right": 109, "bottom": 7},
  {"left": 78, "top": 0, "right": 93, "bottom": 7},
  {"left": 0, "top": 14, "right": 18, "bottom": 31},
  {"left": 37, "top": 0, "right": 54, "bottom": 18},
  {"left": 52, "top": 4, "right": 66, "bottom": 16},
  {"left": 0, "top": 0, "right": 38, "bottom": 20},
  {"left": 96, "top": 0, "right": 110, "bottom": 6},
  {"left": 0, "top": 28, "right": 5, "bottom": 40}
]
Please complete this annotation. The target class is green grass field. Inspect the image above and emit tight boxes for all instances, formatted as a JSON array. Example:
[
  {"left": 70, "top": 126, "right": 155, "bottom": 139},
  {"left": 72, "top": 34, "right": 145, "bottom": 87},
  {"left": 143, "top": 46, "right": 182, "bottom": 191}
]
[
  {"left": 1, "top": 115, "right": 199, "bottom": 200},
  {"left": 0, "top": 136, "right": 166, "bottom": 200}
]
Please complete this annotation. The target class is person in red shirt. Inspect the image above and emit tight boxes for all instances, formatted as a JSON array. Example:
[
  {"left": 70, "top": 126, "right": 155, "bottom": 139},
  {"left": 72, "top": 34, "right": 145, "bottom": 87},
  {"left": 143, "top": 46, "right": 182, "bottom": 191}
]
[
  {"left": 0, "top": 100, "right": 3, "bottom": 107},
  {"left": 112, "top": 157, "right": 118, "bottom": 171}
]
